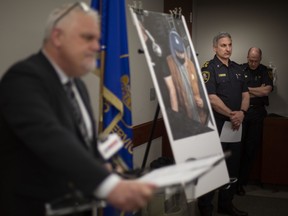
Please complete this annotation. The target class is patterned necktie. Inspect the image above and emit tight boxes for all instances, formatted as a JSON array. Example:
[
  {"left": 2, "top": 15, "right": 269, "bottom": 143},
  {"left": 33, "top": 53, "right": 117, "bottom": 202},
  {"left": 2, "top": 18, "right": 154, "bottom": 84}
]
[{"left": 64, "top": 80, "right": 92, "bottom": 149}]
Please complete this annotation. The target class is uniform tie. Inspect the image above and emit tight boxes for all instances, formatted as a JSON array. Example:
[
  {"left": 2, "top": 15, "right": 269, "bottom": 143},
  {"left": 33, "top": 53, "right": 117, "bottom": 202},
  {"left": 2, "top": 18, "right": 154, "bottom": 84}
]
[{"left": 64, "top": 80, "right": 92, "bottom": 149}]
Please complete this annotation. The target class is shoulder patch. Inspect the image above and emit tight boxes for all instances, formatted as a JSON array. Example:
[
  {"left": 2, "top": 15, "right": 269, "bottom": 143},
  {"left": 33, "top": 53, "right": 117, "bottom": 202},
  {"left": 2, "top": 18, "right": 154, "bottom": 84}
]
[
  {"left": 267, "top": 69, "right": 273, "bottom": 80},
  {"left": 202, "top": 71, "right": 210, "bottom": 83}
]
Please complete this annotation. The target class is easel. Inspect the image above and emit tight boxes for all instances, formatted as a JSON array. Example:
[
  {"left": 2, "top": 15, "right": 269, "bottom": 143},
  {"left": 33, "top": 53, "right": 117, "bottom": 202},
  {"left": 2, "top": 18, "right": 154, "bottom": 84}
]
[{"left": 141, "top": 103, "right": 160, "bottom": 170}]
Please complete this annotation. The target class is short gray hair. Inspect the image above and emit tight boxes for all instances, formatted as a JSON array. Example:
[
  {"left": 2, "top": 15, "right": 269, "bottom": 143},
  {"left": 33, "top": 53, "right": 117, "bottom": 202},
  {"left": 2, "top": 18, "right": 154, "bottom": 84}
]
[
  {"left": 43, "top": 2, "right": 99, "bottom": 43},
  {"left": 213, "top": 32, "right": 232, "bottom": 47}
]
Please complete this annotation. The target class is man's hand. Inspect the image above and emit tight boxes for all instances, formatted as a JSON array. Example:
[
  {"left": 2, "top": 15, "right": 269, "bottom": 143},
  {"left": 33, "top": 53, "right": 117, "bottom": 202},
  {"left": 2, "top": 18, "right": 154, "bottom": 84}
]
[
  {"left": 107, "top": 180, "right": 156, "bottom": 212},
  {"left": 230, "top": 111, "right": 244, "bottom": 130}
]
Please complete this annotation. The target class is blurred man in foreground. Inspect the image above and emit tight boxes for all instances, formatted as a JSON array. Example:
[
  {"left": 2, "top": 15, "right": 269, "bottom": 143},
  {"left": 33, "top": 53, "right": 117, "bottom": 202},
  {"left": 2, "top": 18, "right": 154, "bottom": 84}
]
[{"left": 0, "top": 2, "right": 156, "bottom": 216}]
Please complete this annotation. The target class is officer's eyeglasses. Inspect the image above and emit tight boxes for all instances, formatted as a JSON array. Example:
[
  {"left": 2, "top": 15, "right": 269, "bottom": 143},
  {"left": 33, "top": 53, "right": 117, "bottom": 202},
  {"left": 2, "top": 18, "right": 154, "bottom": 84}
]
[{"left": 53, "top": 2, "right": 90, "bottom": 27}]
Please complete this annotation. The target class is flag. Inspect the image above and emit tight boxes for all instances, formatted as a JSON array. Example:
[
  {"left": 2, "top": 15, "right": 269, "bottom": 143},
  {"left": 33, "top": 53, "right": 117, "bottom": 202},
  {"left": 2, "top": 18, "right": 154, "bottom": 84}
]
[{"left": 91, "top": 0, "right": 134, "bottom": 215}]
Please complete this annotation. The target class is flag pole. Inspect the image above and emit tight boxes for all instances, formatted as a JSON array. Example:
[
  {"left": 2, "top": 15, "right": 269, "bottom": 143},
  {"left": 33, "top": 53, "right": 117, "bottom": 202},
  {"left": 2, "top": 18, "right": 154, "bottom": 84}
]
[
  {"left": 97, "top": 0, "right": 104, "bottom": 215},
  {"left": 98, "top": 49, "right": 105, "bottom": 133},
  {"left": 95, "top": 0, "right": 105, "bottom": 134},
  {"left": 92, "top": 0, "right": 134, "bottom": 215}
]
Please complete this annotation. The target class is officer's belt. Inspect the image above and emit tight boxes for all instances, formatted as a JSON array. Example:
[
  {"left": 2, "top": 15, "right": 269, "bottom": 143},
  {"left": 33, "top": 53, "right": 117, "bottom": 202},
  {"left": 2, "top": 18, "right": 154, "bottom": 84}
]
[{"left": 249, "top": 104, "right": 264, "bottom": 108}]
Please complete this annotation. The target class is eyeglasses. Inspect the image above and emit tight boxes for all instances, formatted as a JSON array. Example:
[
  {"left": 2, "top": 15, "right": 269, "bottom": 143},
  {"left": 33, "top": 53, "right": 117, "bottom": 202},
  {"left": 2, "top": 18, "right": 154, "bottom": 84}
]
[{"left": 53, "top": 2, "right": 90, "bottom": 27}]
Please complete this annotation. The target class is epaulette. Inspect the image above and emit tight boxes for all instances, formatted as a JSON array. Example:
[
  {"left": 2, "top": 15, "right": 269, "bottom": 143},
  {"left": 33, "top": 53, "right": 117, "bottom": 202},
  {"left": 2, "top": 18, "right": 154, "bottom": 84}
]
[
  {"left": 202, "top": 60, "right": 210, "bottom": 69},
  {"left": 240, "top": 63, "right": 248, "bottom": 71},
  {"left": 258, "top": 64, "right": 267, "bottom": 71},
  {"left": 231, "top": 60, "right": 241, "bottom": 67}
]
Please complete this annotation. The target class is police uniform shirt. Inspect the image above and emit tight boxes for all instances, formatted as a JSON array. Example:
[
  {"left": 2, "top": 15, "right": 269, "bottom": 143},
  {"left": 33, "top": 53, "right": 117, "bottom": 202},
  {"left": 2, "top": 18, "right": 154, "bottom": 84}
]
[
  {"left": 242, "top": 63, "right": 273, "bottom": 106},
  {"left": 202, "top": 55, "right": 248, "bottom": 120}
]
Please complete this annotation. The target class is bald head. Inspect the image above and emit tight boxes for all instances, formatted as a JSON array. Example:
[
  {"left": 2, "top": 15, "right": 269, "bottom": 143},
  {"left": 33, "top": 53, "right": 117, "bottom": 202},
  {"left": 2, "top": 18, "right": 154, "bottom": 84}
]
[
  {"left": 247, "top": 47, "right": 262, "bottom": 70},
  {"left": 247, "top": 47, "right": 262, "bottom": 59}
]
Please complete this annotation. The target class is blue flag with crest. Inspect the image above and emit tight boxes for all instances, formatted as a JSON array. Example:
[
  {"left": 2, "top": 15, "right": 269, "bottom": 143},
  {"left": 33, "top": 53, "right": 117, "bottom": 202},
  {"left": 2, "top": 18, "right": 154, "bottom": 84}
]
[{"left": 90, "top": 0, "right": 134, "bottom": 215}]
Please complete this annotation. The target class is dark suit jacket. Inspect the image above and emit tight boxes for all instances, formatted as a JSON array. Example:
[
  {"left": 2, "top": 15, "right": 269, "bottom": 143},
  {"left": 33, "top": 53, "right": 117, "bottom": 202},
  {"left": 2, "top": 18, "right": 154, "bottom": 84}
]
[{"left": 0, "top": 51, "right": 110, "bottom": 212}]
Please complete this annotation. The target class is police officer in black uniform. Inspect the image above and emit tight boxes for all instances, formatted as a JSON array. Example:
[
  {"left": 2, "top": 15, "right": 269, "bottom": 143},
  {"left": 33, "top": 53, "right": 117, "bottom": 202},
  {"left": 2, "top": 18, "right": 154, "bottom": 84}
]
[
  {"left": 198, "top": 32, "right": 249, "bottom": 216},
  {"left": 237, "top": 47, "right": 273, "bottom": 195}
]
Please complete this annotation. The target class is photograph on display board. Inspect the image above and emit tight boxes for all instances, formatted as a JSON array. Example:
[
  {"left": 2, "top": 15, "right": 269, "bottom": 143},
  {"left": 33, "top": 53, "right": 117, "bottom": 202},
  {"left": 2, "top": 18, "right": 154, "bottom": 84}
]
[
  {"left": 129, "top": 8, "right": 229, "bottom": 198},
  {"left": 131, "top": 9, "right": 214, "bottom": 140}
]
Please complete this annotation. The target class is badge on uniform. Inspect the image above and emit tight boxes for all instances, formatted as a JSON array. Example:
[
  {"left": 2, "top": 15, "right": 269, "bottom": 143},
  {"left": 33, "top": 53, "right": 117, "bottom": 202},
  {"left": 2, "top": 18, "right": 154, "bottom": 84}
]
[{"left": 202, "top": 71, "right": 210, "bottom": 83}]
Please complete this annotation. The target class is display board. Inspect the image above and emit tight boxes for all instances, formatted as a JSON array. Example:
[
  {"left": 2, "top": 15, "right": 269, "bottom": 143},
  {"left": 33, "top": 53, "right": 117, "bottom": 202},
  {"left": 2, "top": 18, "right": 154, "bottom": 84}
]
[{"left": 129, "top": 7, "right": 229, "bottom": 198}]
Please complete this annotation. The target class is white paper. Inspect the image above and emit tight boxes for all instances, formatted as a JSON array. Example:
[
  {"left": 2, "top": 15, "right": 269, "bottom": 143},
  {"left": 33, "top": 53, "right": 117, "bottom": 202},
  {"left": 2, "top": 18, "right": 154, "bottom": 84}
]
[
  {"left": 220, "top": 121, "right": 242, "bottom": 143},
  {"left": 137, "top": 154, "right": 225, "bottom": 188}
]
